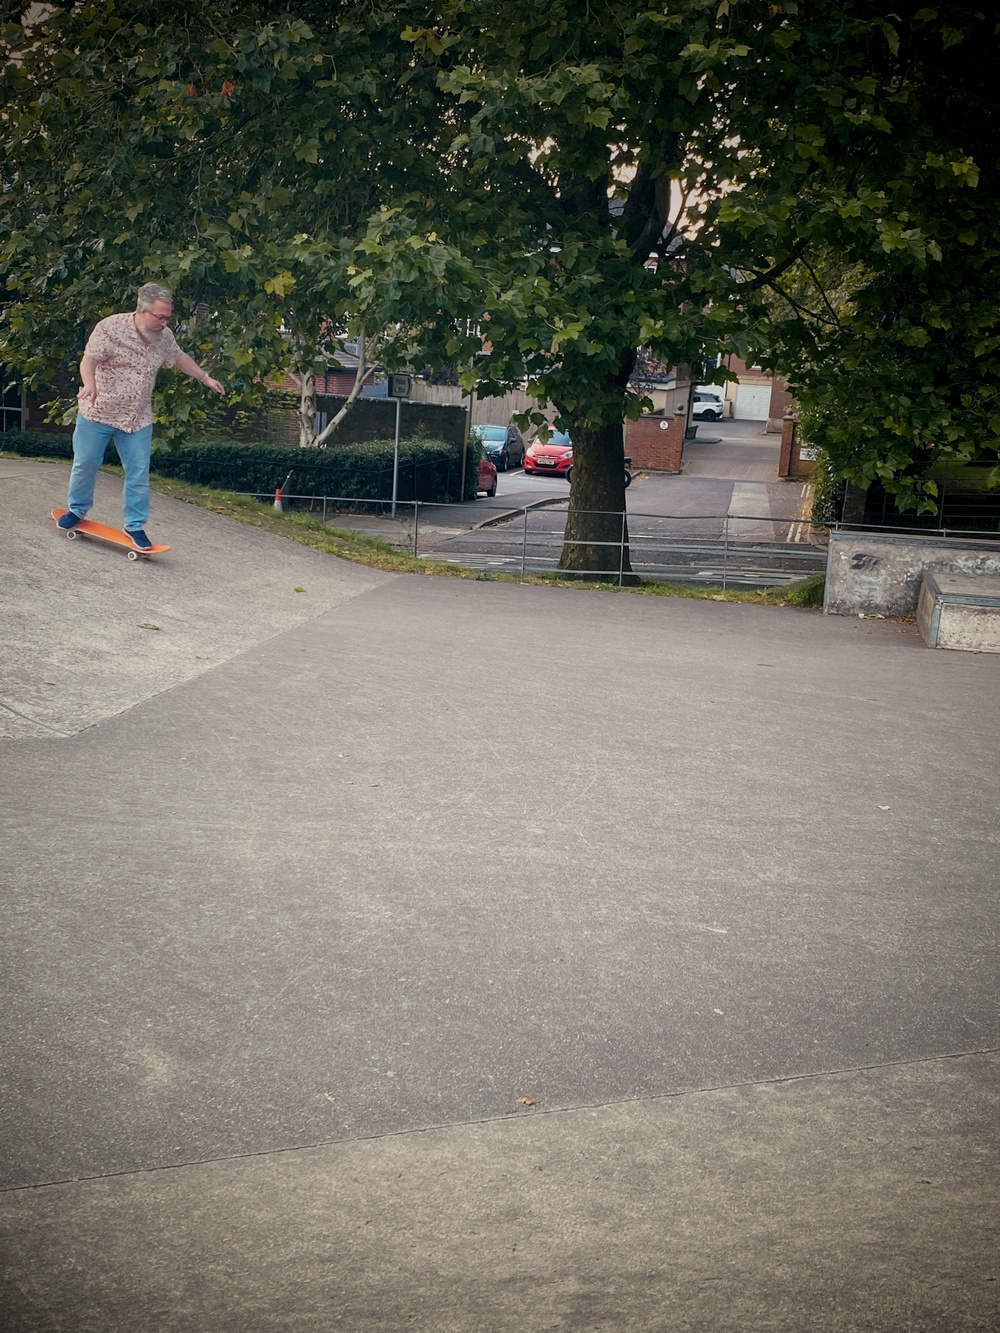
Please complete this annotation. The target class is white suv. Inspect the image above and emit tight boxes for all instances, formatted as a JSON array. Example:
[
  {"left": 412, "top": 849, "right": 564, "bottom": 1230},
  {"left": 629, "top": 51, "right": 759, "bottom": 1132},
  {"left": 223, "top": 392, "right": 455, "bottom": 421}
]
[{"left": 692, "top": 390, "right": 725, "bottom": 421}]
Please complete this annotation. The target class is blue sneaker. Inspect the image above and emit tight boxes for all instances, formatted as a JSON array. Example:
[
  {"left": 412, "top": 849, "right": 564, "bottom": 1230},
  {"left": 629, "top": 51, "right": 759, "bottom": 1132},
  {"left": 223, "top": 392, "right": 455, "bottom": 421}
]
[
  {"left": 126, "top": 528, "right": 153, "bottom": 550},
  {"left": 57, "top": 510, "right": 82, "bottom": 530}
]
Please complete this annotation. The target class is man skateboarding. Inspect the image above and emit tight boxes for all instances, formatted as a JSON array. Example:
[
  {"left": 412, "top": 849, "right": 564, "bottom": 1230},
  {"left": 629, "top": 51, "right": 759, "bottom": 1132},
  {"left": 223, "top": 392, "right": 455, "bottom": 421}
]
[{"left": 57, "top": 282, "right": 224, "bottom": 548}]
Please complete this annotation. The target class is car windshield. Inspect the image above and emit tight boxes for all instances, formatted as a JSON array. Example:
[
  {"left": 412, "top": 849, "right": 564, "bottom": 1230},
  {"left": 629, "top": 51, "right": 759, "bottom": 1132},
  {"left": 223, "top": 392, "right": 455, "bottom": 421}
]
[
  {"left": 478, "top": 426, "right": 507, "bottom": 441},
  {"left": 539, "top": 431, "right": 572, "bottom": 446}
]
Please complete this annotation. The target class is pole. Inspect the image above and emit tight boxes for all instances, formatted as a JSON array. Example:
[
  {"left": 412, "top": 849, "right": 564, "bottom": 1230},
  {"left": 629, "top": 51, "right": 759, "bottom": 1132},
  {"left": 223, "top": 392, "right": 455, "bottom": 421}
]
[
  {"left": 619, "top": 508, "right": 627, "bottom": 587},
  {"left": 520, "top": 506, "right": 528, "bottom": 580},
  {"left": 413, "top": 502, "right": 419, "bottom": 557},
  {"left": 391, "top": 396, "right": 401, "bottom": 518},
  {"left": 722, "top": 513, "right": 729, "bottom": 592}
]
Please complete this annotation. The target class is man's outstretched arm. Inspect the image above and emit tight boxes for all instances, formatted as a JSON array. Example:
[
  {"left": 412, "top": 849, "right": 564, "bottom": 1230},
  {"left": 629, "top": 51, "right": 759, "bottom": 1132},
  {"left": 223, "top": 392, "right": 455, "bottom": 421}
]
[{"left": 174, "top": 351, "right": 224, "bottom": 395}]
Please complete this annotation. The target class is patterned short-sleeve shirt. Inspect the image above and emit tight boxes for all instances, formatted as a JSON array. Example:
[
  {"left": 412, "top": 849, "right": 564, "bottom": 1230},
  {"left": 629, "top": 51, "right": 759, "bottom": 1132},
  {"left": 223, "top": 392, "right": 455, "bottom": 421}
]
[{"left": 83, "top": 312, "right": 180, "bottom": 433}]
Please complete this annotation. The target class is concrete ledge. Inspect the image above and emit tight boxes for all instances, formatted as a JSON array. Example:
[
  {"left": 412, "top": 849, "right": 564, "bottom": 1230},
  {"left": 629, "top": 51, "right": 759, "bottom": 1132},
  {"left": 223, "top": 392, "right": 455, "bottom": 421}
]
[
  {"left": 824, "top": 528, "right": 1000, "bottom": 617},
  {"left": 917, "top": 571, "right": 1000, "bottom": 652}
]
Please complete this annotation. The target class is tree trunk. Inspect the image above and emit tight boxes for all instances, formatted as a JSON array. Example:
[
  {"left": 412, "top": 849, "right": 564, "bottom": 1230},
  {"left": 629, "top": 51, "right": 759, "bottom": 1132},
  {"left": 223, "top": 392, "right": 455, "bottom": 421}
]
[
  {"left": 559, "top": 418, "right": 633, "bottom": 577},
  {"left": 314, "top": 332, "right": 379, "bottom": 448},
  {"left": 559, "top": 354, "right": 636, "bottom": 578},
  {"left": 297, "top": 370, "right": 317, "bottom": 447}
]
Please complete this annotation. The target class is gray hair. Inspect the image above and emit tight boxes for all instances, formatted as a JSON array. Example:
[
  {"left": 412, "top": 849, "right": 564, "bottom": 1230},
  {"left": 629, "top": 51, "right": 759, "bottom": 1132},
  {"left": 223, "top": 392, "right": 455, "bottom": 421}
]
[{"left": 136, "top": 282, "right": 173, "bottom": 311}]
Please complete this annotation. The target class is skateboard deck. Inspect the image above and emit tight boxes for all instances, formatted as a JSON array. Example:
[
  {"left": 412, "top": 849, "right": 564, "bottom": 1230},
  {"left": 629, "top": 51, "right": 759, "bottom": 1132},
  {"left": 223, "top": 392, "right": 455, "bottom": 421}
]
[{"left": 51, "top": 509, "right": 171, "bottom": 559}]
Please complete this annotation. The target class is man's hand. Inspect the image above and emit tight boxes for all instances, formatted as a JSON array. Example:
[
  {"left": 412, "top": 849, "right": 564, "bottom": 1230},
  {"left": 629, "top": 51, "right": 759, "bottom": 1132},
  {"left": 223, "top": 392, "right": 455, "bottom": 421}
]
[{"left": 203, "top": 376, "right": 225, "bottom": 396}]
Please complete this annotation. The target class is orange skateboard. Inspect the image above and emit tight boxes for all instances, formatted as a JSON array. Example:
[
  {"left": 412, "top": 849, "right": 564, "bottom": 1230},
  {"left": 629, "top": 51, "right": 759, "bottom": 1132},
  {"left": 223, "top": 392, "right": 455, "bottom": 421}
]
[{"left": 51, "top": 508, "right": 171, "bottom": 560}]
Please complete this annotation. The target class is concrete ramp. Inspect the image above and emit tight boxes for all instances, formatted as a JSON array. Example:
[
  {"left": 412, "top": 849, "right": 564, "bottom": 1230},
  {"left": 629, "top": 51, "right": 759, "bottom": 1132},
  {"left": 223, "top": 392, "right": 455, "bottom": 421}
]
[{"left": 0, "top": 457, "right": 393, "bottom": 738}]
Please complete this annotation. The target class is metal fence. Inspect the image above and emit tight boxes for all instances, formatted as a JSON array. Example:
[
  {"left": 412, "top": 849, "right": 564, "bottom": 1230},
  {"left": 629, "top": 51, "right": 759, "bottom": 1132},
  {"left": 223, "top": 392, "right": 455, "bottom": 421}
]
[
  {"left": 237, "top": 491, "right": 1000, "bottom": 587},
  {"left": 241, "top": 491, "right": 831, "bottom": 588},
  {"left": 428, "top": 506, "right": 829, "bottom": 589}
]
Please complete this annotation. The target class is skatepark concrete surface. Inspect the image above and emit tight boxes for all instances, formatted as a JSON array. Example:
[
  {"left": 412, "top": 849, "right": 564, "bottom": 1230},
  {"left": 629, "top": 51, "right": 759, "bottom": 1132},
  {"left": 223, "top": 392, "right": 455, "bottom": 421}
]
[
  {"left": 0, "top": 457, "right": 390, "bottom": 737},
  {"left": 2, "top": 455, "right": 998, "bottom": 1331}
]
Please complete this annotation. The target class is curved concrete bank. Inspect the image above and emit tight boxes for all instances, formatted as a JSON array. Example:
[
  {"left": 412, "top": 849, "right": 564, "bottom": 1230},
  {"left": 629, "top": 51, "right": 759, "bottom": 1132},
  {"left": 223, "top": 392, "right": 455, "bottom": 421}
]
[{"left": 0, "top": 458, "right": 392, "bottom": 738}]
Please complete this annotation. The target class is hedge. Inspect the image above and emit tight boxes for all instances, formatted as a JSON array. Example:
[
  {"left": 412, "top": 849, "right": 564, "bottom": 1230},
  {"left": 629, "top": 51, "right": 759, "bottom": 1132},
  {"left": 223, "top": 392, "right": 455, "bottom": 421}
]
[
  {"left": 0, "top": 429, "right": 84, "bottom": 462},
  {"left": 1, "top": 431, "right": 482, "bottom": 503}
]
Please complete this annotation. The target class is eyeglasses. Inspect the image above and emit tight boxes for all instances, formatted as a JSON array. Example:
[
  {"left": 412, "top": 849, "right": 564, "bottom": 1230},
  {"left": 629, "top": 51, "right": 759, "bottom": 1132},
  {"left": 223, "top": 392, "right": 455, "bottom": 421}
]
[{"left": 148, "top": 312, "right": 172, "bottom": 323}]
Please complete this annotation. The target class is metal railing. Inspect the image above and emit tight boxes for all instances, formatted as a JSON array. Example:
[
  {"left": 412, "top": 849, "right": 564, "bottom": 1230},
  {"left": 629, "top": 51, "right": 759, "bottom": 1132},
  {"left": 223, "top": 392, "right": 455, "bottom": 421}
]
[
  {"left": 237, "top": 490, "right": 830, "bottom": 589},
  {"left": 830, "top": 519, "right": 1000, "bottom": 540}
]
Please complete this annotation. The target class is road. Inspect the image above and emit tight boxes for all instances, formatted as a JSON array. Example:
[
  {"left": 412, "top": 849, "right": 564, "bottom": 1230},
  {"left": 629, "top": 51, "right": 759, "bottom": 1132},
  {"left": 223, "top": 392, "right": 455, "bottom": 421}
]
[
  {"left": 322, "top": 420, "right": 821, "bottom": 584},
  {"left": 415, "top": 421, "right": 821, "bottom": 584}
]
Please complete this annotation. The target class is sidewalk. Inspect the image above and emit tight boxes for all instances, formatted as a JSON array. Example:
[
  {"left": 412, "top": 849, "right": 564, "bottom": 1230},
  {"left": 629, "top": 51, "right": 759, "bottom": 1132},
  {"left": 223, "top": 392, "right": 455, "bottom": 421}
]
[{"left": 2, "top": 457, "right": 997, "bottom": 1331}]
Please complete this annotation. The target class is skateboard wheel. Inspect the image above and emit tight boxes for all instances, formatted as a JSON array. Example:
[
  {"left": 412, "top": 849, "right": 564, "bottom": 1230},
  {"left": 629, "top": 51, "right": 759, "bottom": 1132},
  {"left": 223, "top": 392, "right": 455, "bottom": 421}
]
[
  {"left": 66, "top": 529, "right": 77, "bottom": 540},
  {"left": 127, "top": 549, "right": 139, "bottom": 560}
]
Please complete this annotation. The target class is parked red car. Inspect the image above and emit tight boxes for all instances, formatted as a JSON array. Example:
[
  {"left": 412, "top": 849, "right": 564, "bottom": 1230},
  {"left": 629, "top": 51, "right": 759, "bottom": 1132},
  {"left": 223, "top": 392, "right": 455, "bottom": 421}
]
[
  {"left": 478, "top": 453, "right": 498, "bottom": 497},
  {"left": 524, "top": 429, "right": 573, "bottom": 478}
]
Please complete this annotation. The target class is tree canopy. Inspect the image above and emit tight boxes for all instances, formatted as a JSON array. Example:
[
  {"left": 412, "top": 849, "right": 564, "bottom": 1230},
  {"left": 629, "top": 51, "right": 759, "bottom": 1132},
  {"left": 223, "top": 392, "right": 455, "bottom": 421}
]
[
  {"left": 402, "top": 0, "right": 998, "bottom": 553},
  {"left": 2, "top": 1, "right": 996, "bottom": 557},
  {"left": 0, "top": 1, "right": 480, "bottom": 440}
]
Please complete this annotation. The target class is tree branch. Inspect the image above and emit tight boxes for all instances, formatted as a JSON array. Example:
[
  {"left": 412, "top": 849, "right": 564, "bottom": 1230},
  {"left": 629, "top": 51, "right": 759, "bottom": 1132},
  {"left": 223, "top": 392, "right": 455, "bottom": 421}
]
[{"left": 315, "top": 331, "right": 382, "bottom": 448}]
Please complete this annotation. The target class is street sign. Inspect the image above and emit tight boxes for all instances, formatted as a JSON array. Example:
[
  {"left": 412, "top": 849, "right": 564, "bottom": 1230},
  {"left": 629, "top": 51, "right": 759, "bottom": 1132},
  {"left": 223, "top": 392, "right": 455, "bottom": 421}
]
[{"left": 387, "top": 373, "right": 411, "bottom": 399}]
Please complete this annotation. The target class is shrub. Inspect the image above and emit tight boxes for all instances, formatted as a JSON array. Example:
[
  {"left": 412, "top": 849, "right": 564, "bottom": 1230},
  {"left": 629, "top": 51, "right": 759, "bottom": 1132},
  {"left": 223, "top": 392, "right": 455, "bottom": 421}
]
[
  {"left": 809, "top": 448, "right": 845, "bottom": 525},
  {"left": 0, "top": 429, "right": 105, "bottom": 462}
]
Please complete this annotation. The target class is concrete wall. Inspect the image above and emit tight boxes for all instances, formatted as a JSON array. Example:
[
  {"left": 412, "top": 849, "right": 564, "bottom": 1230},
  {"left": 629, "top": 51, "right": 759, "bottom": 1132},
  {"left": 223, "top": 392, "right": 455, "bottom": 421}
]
[
  {"left": 824, "top": 530, "right": 1000, "bottom": 617},
  {"left": 642, "top": 383, "right": 693, "bottom": 416}
]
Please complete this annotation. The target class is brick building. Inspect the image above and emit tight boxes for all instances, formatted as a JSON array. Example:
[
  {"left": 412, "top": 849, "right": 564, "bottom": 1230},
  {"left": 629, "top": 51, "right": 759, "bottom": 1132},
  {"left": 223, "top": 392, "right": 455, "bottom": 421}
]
[{"left": 715, "top": 355, "right": 794, "bottom": 432}]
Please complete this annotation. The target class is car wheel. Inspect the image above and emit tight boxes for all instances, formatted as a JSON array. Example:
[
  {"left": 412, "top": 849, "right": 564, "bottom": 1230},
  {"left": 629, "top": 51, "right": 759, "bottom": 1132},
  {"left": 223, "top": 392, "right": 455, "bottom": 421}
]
[
  {"left": 499, "top": 451, "right": 508, "bottom": 471},
  {"left": 624, "top": 469, "right": 633, "bottom": 489},
  {"left": 565, "top": 466, "right": 573, "bottom": 484},
  {"left": 706, "top": 409, "right": 720, "bottom": 421}
]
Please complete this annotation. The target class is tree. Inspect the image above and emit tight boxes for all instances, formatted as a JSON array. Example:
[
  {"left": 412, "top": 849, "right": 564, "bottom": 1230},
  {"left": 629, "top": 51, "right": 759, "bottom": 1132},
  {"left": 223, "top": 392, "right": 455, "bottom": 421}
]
[
  {"left": 710, "top": 5, "right": 1000, "bottom": 509},
  {"left": 0, "top": 1, "right": 479, "bottom": 443},
  {"left": 399, "top": 0, "right": 998, "bottom": 565},
  {"left": 4, "top": 0, "right": 994, "bottom": 551}
]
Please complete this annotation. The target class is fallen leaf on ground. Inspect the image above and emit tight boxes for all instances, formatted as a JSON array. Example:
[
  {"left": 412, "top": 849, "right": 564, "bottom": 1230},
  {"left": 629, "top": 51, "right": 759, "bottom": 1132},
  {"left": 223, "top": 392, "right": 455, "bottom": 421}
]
[
  {"left": 294, "top": 586, "right": 306, "bottom": 592},
  {"left": 516, "top": 1095, "right": 539, "bottom": 1106}
]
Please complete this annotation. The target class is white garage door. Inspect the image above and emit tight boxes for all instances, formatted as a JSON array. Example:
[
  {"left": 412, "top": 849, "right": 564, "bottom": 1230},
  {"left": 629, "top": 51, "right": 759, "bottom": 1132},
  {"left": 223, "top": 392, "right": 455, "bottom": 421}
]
[{"left": 735, "top": 383, "right": 771, "bottom": 420}]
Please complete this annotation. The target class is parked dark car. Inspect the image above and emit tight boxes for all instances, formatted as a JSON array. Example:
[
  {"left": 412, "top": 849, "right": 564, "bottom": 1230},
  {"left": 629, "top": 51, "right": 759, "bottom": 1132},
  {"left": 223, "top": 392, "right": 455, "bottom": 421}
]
[{"left": 472, "top": 423, "right": 525, "bottom": 470}]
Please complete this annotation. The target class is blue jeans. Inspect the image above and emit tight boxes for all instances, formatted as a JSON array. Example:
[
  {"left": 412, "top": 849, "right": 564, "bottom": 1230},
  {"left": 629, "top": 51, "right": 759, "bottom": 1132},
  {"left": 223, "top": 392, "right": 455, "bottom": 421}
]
[{"left": 67, "top": 415, "right": 154, "bottom": 531}]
